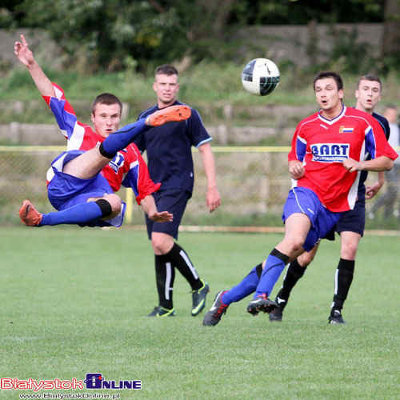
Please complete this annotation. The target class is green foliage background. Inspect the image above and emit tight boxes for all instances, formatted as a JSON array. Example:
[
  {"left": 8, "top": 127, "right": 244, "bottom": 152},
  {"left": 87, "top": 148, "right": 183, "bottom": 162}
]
[{"left": 1, "top": 0, "right": 392, "bottom": 72}]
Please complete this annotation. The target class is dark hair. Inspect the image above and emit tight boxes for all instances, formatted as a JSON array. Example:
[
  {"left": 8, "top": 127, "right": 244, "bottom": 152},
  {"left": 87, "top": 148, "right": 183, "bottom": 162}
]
[
  {"left": 357, "top": 74, "right": 382, "bottom": 91},
  {"left": 313, "top": 71, "right": 343, "bottom": 91},
  {"left": 155, "top": 64, "right": 178, "bottom": 76},
  {"left": 91, "top": 93, "right": 122, "bottom": 115}
]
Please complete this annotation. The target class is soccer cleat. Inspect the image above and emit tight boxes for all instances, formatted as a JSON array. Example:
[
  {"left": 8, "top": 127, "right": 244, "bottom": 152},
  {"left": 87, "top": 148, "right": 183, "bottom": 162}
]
[
  {"left": 202, "top": 291, "right": 229, "bottom": 326},
  {"left": 191, "top": 280, "right": 210, "bottom": 316},
  {"left": 247, "top": 294, "right": 278, "bottom": 316},
  {"left": 147, "top": 306, "right": 176, "bottom": 318},
  {"left": 269, "top": 296, "right": 287, "bottom": 322},
  {"left": 19, "top": 200, "right": 43, "bottom": 226},
  {"left": 146, "top": 105, "right": 191, "bottom": 127},
  {"left": 328, "top": 309, "right": 346, "bottom": 324}
]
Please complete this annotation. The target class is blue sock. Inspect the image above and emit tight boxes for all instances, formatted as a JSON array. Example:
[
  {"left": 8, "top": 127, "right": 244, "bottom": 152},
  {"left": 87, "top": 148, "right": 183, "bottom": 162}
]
[
  {"left": 254, "top": 254, "right": 287, "bottom": 298},
  {"left": 40, "top": 202, "right": 103, "bottom": 226},
  {"left": 100, "top": 118, "right": 146, "bottom": 157},
  {"left": 222, "top": 265, "right": 261, "bottom": 305}
]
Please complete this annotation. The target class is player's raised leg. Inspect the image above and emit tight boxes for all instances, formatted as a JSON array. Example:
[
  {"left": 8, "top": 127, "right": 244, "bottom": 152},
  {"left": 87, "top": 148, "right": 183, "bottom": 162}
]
[{"left": 99, "top": 105, "right": 191, "bottom": 159}]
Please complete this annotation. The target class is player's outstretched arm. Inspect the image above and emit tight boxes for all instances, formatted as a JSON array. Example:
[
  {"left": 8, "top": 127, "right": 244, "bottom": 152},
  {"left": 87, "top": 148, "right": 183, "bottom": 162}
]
[
  {"left": 14, "top": 34, "right": 55, "bottom": 97},
  {"left": 140, "top": 195, "right": 173, "bottom": 223}
]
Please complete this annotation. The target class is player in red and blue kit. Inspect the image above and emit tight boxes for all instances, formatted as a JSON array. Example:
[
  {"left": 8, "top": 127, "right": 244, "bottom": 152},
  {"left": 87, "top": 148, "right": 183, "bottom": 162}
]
[
  {"left": 14, "top": 35, "right": 189, "bottom": 228},
  {"left": 269, "top": 75, "right": 391, "bottom": 324},
  {"left": 203, "top": 71, "right": 397, "bottom": 326}
]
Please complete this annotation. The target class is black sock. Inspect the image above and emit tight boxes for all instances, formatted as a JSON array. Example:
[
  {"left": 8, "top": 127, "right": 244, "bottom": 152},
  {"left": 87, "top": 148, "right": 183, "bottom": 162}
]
[
  {"left": 166, "top": 243, "right": 202, "bottom": 290},
  {"left": 277, "top": 258, "right": 307, "bottom": 303},
  {"left": 155, "top": 254, "right": 175, "bottom": 309},
  {"left": 332, "top": 258, "right": 354, "bottom": 311}
]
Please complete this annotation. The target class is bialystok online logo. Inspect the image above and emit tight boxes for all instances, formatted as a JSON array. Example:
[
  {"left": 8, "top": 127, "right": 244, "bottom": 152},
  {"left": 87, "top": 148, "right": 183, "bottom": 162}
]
[{"left": 0, "top": 374, "right": 142, "bottom": 392}]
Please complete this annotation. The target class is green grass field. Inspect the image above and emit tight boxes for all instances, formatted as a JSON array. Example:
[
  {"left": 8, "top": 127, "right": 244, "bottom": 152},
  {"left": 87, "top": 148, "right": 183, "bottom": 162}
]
[{"left": 1, "top": 227, "right": 399, "bottom": 400}]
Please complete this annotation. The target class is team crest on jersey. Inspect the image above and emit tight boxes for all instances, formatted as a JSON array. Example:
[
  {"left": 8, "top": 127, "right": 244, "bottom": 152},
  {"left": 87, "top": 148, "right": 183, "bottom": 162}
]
[
  {"left": 339, "top": 126, "right": 354, "bottom": 133},
  {"left": 108, "top": 151, "right": 125, "bottom": 173},
  {"left": 311, "top": 143, "right": 350, "bottom": 162}
]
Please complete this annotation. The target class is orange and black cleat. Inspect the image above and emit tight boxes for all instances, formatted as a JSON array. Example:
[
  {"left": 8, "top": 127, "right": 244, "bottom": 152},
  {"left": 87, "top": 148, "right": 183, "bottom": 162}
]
[
  {"left": 19, "top": 200, "right": 43, "bottom": 226},
  {"left": 146, "top": 105, "right": 191, "bottom": 127}
]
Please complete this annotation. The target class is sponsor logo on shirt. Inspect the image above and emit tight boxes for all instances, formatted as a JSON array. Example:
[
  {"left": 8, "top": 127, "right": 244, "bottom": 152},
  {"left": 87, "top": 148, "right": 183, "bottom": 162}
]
[{"left": 311, "top": 143, "right": 350, "bottom": 162}]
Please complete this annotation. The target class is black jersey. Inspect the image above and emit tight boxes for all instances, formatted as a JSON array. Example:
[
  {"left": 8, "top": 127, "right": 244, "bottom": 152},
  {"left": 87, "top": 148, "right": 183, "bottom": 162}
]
[
  {"left": 136, "top": 101, "right": 212, "bottom": 193},
  {"left": 357, "top": 111, "right": 390, "bottom": 199}
]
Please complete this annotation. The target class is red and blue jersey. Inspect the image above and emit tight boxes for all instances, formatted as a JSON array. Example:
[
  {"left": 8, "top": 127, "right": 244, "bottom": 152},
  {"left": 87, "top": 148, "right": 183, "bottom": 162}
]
[
  {"left": 288, "top": 105, "right": 398, "bottom": 212},
  {"left": 43, "top": 83, "right": 160, "bottom": 204}
]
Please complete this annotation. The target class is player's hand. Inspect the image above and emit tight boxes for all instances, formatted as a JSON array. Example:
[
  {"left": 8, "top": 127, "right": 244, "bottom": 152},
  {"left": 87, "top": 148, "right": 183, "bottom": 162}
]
[
  {"left": 14, "top": 34, "right": 35, "bottom": 68},
  {"left": 207, "top": 186, "right": 221, "bottom": 213},
  {"left": 288, "top": 160, "right": 304, "bottom": 179},
  {"left": 366, "top": 181, "right": 383, "bottom": 199},
  {"left": 149, "top": 211, "right": 173, "bottom": 223},
  {"left": 343, "top": 158, "right": 362, "bottom": 173}
]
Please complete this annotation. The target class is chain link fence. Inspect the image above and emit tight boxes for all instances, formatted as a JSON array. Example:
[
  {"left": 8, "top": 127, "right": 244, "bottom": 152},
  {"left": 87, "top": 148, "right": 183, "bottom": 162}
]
[{"left": 0, "top": 146, "right": 399, "bottom": 230}]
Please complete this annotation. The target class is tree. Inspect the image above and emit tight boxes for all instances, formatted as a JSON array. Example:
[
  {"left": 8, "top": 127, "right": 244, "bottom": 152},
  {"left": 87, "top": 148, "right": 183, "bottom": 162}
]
[
  {"left": 382, "top": 0, "right": 400, "bottom": 69},
  {"left": 15, "top": 0, "right": 238, "bottom": 72}
]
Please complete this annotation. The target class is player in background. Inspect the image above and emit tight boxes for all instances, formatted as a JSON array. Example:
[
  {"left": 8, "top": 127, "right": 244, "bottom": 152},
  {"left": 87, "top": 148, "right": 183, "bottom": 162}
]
[
  {"left": 136, "top": 65, "right": 221, "bottom": 317},
  {"left": 14, "top": 35, "right": 189, "bottom": 227},
  {"left": 269, "top": 74, "right": 390, "bottom": 324},
  {"left": 369, "top": 105, "right": 400, "bottom": 219},
  {"left": 203, "top": 71, "right": 397, "bottom": 326}
]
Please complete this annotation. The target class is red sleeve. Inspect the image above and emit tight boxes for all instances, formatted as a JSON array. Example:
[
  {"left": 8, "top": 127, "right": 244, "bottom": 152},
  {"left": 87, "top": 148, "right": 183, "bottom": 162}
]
[
  {"left": 42, "top": 82, "right": 76, "bottom": 116},
  {"left": 121, "top": 144, "right": 161, "bottom": 204},
  {"left": 288, "top": 123, "right": 306, "bottom": 162},
  {"left": 135, "top": 150, "right": 161, "bottom": 204}
]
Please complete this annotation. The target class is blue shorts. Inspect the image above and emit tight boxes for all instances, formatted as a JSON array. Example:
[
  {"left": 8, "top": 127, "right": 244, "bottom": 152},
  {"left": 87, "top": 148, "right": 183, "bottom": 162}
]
[
  {"left": 145, "top": 189, "right": 191, "bottom": 240},
  {"left": 282, "top": 187, "right": 342, "bottom": 251},
  {"left": 47, "top": 151, "right": 125, "bottom": 227}
]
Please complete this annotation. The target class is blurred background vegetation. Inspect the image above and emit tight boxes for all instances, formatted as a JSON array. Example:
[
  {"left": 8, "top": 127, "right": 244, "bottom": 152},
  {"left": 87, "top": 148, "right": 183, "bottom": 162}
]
[
  {"left": 1, "top": 0, "right": 400, "bottom": 108},
  {"left": 2, "top": 0, "right": 400, "bottom": 73},
  {"left": 1, "top": 0, "right": 400, "bottom": 122}
]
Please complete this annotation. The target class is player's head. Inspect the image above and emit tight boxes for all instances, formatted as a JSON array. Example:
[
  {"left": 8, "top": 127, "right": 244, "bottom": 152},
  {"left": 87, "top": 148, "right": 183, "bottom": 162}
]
[
  {"left": 313, "top": 71, "right": 343, "bottom": 91},
  {"left": 355, "top": 74, "right": 382, "bottom": 114},
  {"left": 153, "top": 64, "right": 179, "bottom": 107},
  {"left": 91, "top": 93, "right": 122, "bottom": 138},
  {"left": 383, "top": 104, "right": 398, "bottom": 124},
  {"left": 313, "top": 72, "right": 344, "bottom": 118}
]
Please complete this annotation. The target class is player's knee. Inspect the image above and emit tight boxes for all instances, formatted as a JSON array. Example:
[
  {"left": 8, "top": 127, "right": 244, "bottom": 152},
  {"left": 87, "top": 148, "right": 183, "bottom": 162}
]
[
  {"left": 298, "top": 251, "right": 314, "bottom": 267},
  {"left": 286, "top": 238, "right": 305, "bottom": 255},
  {"left": 99, "top": 194, "right": 121, "bottom": 218},
  {"left": 95, "top": 199, "right": 113, "bottom": 218},
  {"left": 151, "top": 233, "right": 173, "bottom": 254},
  {"left": 341, "top": 243, "right": 358, "bottom": 260}
]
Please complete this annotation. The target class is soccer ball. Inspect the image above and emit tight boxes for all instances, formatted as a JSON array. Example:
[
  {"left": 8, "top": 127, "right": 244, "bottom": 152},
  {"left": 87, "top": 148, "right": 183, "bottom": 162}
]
[{"left": 241, "top": 58, "right": 280, "bottom": 96}]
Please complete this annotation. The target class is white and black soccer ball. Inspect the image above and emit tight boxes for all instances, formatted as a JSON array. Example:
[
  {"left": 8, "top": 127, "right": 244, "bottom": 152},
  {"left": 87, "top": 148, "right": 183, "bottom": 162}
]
[{"left": 241, "top": 58, "right": 280, "bottom": 96}]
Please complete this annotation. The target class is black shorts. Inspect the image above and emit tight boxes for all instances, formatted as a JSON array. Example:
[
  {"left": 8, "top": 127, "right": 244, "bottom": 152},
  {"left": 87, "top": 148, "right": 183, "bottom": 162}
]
[
  {"left": 335, "top": 198, "right": 365, "bottom": 236},
  {"left": 145, "top": 189, "right": 191, "bottom": 240},
  {"left": 324, "top": 198, "right": 365, "bottom": 241}
]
